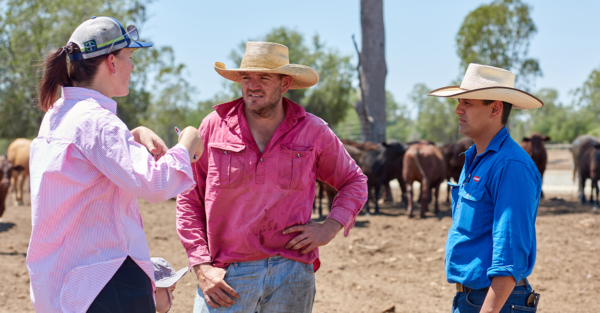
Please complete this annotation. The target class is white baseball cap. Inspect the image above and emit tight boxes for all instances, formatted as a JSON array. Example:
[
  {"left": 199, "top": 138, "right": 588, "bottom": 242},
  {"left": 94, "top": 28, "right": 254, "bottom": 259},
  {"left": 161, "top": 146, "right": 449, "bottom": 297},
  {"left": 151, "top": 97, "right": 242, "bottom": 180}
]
[
  {"left": 67, "top": 16, "right": 152, "bottom": 61},
  {"left": 151, "top": 257, "right": 188, "bottom": 288}
]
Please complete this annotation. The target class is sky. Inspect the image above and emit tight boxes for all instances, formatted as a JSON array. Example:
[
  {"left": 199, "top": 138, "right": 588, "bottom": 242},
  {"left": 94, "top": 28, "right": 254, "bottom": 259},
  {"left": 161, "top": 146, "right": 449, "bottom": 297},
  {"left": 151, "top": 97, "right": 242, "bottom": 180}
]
[{"left": 142, "top": 0, "right": 600, "bottom": 112}]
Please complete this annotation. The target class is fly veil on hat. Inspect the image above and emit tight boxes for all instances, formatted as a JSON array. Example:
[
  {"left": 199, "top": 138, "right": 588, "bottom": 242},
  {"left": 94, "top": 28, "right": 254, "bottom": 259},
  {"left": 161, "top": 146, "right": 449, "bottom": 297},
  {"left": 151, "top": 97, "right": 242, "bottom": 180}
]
[
  {"left": 215, "top": 42, "right": 319, "bottom": 89},
  {"left": 428, "top": 64, "right": 543, "bottom": 109}
]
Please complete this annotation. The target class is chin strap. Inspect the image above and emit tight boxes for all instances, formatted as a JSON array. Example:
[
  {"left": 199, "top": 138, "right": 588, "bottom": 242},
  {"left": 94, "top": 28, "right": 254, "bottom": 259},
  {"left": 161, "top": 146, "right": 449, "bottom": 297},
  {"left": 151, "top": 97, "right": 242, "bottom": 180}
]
[{"left": 165, "top": 288, "right": 172, "bottom": 313}]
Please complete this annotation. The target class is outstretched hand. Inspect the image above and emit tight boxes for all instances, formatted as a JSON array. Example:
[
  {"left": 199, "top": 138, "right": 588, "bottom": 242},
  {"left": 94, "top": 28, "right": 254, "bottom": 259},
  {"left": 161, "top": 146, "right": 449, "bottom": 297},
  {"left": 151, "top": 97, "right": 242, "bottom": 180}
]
[
  {"left": 131, "top": 126, "right": 168, "bottom": 161},
  {"left": 283, "top": 219, "right": 343, "bottom": 254}
]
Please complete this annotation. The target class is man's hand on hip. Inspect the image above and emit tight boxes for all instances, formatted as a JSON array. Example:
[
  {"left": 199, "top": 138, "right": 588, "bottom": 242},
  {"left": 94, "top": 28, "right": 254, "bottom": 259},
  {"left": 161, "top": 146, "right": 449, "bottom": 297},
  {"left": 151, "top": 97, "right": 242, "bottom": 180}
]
[
  {"left": 283, "top": 218, "right": 343, "bottom": 254},
  {"left": 193, "top": 264, "right": 239, "bottom": 308}
]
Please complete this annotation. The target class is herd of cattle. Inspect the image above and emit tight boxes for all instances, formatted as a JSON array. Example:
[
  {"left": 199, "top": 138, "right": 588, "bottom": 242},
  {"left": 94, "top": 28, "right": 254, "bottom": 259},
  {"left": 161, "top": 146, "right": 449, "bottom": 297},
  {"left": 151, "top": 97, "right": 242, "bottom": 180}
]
[
  {"left": 0, "top": 134, "right": 599, "bottom": 220},
  {"left": 314, "top": 133, "right": 600, "bottom": 218}
]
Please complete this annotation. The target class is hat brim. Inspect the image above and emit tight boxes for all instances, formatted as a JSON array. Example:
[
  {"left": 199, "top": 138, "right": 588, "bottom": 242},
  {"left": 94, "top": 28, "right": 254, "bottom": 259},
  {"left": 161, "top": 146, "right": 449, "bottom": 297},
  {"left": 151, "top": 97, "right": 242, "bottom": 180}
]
[
  {"left": 126, "top": 41, "right": 153, "bottom": 49},
  {"left": 155, "top": 267, "right": 188, "bottom": 288},
  {"left": 214, "top": 62, "right": 319, "bottom": 90},
  {"left": 428, "top": 86, "right": 543, "bottom": 109}
]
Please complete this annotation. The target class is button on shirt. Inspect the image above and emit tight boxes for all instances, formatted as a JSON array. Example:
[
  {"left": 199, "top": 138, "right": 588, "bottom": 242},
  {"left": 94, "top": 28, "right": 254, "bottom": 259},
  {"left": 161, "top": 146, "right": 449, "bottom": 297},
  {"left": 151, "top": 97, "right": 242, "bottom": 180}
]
[
  {"left": 27, "top": 87, "right": 195, "bottom": 312},
  {"left": 176, "top": 98, "right": 368, "bottom": 269},
  {"left": 445, "top": 127, "right": 541, "bottom": 290}
]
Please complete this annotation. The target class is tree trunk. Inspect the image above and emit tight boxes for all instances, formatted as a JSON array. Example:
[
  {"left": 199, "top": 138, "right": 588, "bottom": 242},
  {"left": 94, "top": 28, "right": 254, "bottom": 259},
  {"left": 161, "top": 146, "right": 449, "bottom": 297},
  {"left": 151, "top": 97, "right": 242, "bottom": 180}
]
[{"left": 360, "top": 0, "right": 387, "bottom": 143}]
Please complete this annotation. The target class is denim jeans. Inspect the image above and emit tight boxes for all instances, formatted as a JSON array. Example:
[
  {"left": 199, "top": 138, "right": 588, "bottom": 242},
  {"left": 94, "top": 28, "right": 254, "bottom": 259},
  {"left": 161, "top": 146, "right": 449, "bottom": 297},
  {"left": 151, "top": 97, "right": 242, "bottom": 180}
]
[
  {"left": 194, "top": 255, "right": 316, "bottom": 313},
  {"left": 452, "top": 284, "right": 538, "bottom": 313},
  {"left": 87, "top": 256, "right": 155, "bottom": 313}
]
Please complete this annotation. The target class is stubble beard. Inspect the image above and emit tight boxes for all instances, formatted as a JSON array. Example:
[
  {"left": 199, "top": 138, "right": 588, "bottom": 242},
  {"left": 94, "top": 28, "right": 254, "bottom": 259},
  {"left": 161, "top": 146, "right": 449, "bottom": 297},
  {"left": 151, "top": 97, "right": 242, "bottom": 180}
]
[{"left": 245, "top": 85, "right": 283, "bottom": 119}]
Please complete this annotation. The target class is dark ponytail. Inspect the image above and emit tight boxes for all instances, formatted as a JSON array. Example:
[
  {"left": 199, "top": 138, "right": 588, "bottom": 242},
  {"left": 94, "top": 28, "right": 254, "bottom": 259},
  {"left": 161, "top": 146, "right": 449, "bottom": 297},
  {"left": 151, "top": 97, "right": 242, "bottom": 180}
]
[
  {"left": 38, "top": 43, "right": 74, "bottom": 112},
  {"left": 38, "top": 43, "right": 122, "bottom": 112}
]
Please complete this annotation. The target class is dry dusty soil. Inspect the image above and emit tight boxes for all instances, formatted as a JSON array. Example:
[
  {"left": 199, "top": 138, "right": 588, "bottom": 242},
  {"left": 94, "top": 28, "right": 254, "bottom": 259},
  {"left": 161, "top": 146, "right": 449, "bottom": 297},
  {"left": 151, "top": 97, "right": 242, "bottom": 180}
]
[{"left": 1, "top": 150, "right": 599, "bottom": 312}]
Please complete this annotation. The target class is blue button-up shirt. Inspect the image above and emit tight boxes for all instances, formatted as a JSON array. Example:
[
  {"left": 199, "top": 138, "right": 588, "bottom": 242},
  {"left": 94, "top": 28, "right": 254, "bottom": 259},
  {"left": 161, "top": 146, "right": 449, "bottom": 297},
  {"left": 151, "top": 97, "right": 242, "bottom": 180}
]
[{"left": 445, "top": 127, "right": 541, "bottom": 290}]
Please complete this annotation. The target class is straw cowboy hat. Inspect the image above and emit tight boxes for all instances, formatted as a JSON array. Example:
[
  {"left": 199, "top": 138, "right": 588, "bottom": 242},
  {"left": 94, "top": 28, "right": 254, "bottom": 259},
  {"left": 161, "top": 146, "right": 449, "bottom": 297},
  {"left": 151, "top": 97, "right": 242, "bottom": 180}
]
[
  {"left": 428, "top": 63, "right": 543, "bottom": 109},
  {"left": 214, "top": 41, "right": 319, "bottom": 89}
]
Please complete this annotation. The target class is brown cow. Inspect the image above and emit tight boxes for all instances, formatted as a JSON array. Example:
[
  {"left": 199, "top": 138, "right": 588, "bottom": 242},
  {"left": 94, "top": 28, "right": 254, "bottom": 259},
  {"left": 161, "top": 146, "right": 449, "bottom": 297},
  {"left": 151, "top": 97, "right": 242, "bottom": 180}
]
[
  {"left": 1, "top": 155, "right": 22, "bottom": 218},
  {"left": 7, "top": 138, "right": 32, "bottom": 206},
  {"left": 571, "top": 135, "right": 600, "bottom": 182},
  {"left": 578, "top": 140, "right": 600, "bottom": 210},
  {"left": 441, "top": 138, "right": 474, "bottom": 203},
  {"left": 440, "top": 143, "right": 453, "bottom": 204},
  {"left": 402, "top": 142, "right": 446, "bottom": 218},
  {"left": 520, "top": 133, "right": 550, "bottom": 198}
]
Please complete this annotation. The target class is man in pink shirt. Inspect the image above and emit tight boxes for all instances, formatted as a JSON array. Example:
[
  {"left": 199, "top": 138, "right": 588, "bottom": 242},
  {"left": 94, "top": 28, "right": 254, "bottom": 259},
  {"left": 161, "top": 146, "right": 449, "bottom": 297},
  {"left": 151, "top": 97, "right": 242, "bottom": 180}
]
[{"left": 177, "top": 42, "right": 368, "bottom": 312}]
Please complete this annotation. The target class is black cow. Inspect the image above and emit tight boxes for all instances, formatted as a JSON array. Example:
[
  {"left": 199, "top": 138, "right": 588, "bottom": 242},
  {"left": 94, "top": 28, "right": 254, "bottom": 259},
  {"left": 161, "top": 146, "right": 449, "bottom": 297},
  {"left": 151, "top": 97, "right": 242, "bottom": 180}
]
[
  {"left": 578, "top": 141, "right": 600, "bottom": 210},
  {"left": 360, "top": 141, "right": 407, "bottom": 215}
]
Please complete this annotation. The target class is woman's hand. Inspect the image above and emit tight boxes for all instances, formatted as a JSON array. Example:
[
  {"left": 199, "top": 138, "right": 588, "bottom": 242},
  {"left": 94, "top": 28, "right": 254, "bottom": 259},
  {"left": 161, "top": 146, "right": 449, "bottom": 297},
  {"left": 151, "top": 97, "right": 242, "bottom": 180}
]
[
  {"left": 178, "top": 126, "right": 203, "bottom": 163},
  {"left": 131, "top": 126, "right": 168, "bottom": 161}
]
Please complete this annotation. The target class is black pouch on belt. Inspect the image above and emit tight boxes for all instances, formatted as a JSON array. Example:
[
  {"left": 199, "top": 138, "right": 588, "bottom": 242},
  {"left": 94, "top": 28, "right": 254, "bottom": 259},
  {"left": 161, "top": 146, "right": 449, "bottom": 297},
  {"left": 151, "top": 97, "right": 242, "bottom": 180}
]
[{"left": 526, "top": 291, "right": 540, "bottom": 308}]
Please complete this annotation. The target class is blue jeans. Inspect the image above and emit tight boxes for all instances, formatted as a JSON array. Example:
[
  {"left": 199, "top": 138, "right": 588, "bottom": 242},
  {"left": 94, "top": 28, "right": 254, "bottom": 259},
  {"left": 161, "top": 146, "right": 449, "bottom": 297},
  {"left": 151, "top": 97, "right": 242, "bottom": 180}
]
[
  {"left": 194, "top": 255, "right": 316, "bottom": 313},
  {"left": 452, "top": 284, "right": 538, "bottom": 312}
]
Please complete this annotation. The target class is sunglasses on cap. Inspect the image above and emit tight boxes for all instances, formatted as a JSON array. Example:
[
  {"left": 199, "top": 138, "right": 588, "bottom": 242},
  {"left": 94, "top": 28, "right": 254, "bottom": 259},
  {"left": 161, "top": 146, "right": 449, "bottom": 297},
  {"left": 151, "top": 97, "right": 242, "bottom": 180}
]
[{"left": 107, "top": 24, "right": 139, "bottom": 53}]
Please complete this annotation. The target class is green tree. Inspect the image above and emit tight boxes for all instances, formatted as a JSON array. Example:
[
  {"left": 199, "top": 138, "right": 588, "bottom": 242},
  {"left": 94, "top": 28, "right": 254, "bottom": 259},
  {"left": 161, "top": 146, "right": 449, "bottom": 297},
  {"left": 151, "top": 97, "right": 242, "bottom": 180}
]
[
  {"left": 385, "top": 91, "right": 414, "bottom": 142},
  {"left": 574, "top": 66, "right": 600, "bottom": 121},
  {"left": 227, "top": 27, "right": 354, "bottom": 125},
  {"left": 514, "top": 88, "right": 593, "bottom": 143},
  {"left": 0, "top": 0, "right": 166, "bottom": 138},
  {"left": 411, "top": 83, "right": 460, "bottom": 143},
  {"left": 456, "top": 0, "right": 541, "bottom": 90},
  {"left": 140, "top": 47, "right": 197, "bottom": 148}
]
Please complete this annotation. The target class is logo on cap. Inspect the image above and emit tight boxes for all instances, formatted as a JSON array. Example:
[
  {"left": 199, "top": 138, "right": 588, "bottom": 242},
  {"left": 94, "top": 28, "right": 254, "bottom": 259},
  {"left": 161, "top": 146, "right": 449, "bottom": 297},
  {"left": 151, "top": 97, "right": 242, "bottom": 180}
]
[{"left": 84, "top": 40, "right": 97, "bottom": 52}]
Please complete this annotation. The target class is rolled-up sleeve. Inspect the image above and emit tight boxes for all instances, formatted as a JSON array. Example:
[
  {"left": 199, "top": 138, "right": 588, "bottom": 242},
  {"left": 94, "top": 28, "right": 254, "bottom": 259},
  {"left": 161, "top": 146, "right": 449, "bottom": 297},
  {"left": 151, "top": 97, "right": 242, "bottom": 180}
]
[
  {"left": 176, "top": 122, "right": 212, "bottom": 268},
  {"left": 487, "top": 160, "right": 541, "bottom": 283},
  {"left": 315, "top": 127, "right": 368, "bottom": 236},
  {"left": 87, "top": 122, "right": 195, "bottom": 203}
]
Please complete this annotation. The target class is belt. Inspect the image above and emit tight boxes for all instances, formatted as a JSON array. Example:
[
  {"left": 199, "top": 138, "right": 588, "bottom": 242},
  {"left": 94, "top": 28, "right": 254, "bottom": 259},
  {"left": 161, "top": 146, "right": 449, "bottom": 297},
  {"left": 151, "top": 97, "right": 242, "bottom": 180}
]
[{"left": 456, "top": 278, "right": 528, "bottom": 293}]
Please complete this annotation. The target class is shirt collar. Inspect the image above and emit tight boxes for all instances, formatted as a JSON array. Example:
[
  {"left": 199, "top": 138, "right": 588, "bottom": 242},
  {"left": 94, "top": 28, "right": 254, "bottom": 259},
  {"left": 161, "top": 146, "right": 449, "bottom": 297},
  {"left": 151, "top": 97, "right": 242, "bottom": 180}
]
[
  {"left": 61, "top": 87, "right": 117, "bottom": 114},
  {"left": 485, "top": 126, "right": 510, "bottom": 153},
  {"left": 213, "top": 97, "right": 307, "bottom": 130}
]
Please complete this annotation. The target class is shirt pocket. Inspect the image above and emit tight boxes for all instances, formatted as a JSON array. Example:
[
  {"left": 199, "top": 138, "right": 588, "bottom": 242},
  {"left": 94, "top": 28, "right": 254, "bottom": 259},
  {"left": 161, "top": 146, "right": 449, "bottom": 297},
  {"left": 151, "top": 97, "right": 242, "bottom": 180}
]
[
  {"left": 208, "top": 143, "right": 246, "bottom": 189},
  {"left": 455, "top": 184, "right": 486, "bottom": 236},
  {"left": 277, "top": 145, "right": 314, "bottom": 191}
]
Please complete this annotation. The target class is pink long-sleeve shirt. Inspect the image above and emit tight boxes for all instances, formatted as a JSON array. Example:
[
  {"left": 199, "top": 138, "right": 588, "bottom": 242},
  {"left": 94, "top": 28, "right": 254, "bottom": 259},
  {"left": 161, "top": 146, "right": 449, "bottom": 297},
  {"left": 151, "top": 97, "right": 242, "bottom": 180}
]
[
  {"left": 27, "top": 87, "right": 195, "bottom": 313},
  {"left": 176, "top": 97, "right": 368, "bottom": 270}
]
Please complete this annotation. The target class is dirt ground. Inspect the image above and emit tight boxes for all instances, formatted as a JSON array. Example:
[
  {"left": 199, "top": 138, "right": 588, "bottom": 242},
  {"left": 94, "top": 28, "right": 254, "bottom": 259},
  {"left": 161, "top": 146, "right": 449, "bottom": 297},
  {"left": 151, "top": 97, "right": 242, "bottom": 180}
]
[
  {"left": 1, "top": 150, "right": 599, "bottom": 313},
  {"left": 545, "top": 149, "right": 573, "bottom": 171}
]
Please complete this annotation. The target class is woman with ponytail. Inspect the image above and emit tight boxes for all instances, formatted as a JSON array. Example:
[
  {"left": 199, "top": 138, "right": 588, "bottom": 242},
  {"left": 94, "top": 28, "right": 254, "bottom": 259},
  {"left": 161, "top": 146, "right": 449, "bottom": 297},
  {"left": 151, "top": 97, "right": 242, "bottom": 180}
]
[{"left": 27, "top": 17, "right": 202, "bottom": 312}]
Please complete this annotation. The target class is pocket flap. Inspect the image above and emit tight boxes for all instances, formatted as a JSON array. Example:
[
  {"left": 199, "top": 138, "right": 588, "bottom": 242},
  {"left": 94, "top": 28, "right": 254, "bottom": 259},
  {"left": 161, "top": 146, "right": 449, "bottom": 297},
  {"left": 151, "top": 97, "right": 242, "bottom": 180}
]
[
  {"left": 447, "top": 182, "right": 459, "bottom": 188},
  {"left": 459, "top": 186, "right": 485, "bottom": 202},
  {"left": 280, "top": 144, "right": 314, "bottom": 155},
  {"left": 209, "top": 142, "right": 246, "bottom": 153}
]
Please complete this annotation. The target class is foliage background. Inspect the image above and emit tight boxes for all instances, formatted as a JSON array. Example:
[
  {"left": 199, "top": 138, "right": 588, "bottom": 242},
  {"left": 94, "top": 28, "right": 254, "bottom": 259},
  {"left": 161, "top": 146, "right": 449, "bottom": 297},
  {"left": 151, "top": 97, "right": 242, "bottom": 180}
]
[{"left": 0, "top": 0, "right": 599, "bottom": 152}]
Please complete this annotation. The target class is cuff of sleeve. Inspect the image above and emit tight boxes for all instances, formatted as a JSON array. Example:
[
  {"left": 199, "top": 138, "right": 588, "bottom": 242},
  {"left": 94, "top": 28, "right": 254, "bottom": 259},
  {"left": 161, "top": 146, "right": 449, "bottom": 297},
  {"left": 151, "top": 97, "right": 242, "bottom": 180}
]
[
  {"left": 187, "top": 248, "right": 212, "bottom": 270},
  {"left": 172, "top": 143, "right": 191, "bottom": 163},
  {"left": 487, "top": 265, "right": 523, "bottom": 284},
  {"left": 327, "top": 207, "right": 356, "bottom": 237},
  {"left": 170, "top": 143, "right": 195, "bottom": 189}
]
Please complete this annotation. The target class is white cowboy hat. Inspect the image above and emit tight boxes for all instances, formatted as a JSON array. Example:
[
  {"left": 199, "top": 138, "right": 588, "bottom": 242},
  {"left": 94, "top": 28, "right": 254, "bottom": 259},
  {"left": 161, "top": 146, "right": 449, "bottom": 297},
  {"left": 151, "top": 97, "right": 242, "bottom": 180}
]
[
  {"left": 428, "top": 63, "right": 543, "bottom": 109},
  {"left": 214, "top": 41, "right": 319, "bottom": 90}
]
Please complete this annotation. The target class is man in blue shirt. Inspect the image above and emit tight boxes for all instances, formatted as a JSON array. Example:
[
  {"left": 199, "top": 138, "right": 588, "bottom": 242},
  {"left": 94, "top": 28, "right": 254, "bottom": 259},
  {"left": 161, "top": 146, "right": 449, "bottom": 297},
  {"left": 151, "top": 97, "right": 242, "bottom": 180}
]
[{"left": 428, "top": 64, "right": 543, "bottom": 313}]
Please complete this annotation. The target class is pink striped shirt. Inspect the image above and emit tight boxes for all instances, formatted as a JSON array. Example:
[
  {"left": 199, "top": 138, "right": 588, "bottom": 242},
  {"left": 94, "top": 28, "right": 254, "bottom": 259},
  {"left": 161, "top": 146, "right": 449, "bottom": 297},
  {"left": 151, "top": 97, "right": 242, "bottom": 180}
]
[{"left": 27, "top": 87, "right": 195, "bottom": 312}]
